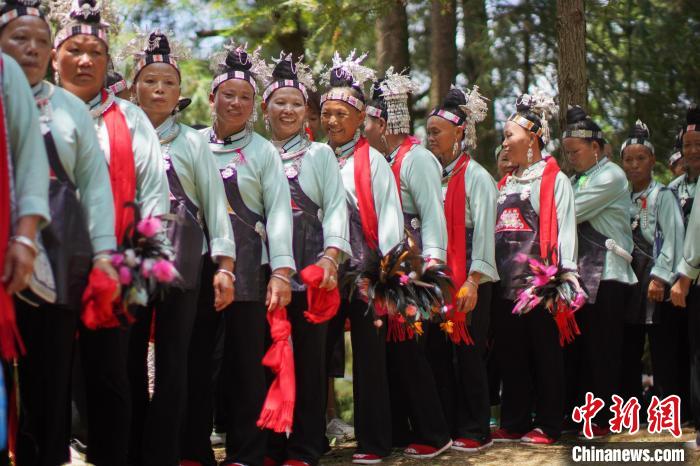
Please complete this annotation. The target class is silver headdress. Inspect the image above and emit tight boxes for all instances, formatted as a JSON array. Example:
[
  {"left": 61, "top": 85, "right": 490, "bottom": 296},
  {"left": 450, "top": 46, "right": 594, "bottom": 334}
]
[
  {"left": 49, "top": 0, "right": 117, "bottom": 48},
  {"left": 379, "top": 67, "right": 418, "bottom": 135},
  {"left": 209, "top": 41, "right": 266, "bottom": 94},
  {"left": 509, "top": 90, "right": 557, "bottom": 144},
  {"left": 262, "top": 52, "right": 317, "bottom": 102},
  {"left": 457, "top": 85, "right": 489, "bottom": 149},
  {"left": 620, "top": 119, "right": 655, "bottom": 156},
  {"left": 0, "top": 0, "right": 49, "bottom": 28},
  {"left": 320, "top": 50, "right": 375, "bottom": 111},
  {"left": 118, "top": 28, "right": 191, "bottom": 79}
]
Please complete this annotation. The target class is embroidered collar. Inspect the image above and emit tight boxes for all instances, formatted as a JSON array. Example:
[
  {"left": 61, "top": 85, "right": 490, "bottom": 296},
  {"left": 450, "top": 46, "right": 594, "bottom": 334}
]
[
  {"left": 333, "top": 130, "right": 361, "bottom": 159},
  {"left": 87, "top": 89, "right": 115, "bottom": 119},
  {"left": 273, "top": 133, "right": 305, "bottom": 154},
  {"left": 441, "top": 153, "right": 464, "bottom": 179},
  {"left": 631, "top": 180, "right": 657, "bottom": 203},
  {"left": 209, "top": 126, "right": 252, "bottom": 153},
  {"left": 157, "top": 116, "right": 180, "bottom": 145}
]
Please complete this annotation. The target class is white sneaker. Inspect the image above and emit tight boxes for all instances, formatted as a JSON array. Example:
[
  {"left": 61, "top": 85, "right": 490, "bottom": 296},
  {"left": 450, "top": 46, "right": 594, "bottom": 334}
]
[{"left": 326, "top": 417, "right": 355, "bottom": 440}]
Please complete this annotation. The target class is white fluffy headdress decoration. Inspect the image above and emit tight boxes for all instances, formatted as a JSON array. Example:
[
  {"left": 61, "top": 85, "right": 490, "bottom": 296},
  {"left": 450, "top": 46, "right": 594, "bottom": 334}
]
[
  {"left": 511, "top": 90, "right": 558, "bottom": 144},
  {"left": 321, "top": 49, "right": 376, "bottom": 89}
]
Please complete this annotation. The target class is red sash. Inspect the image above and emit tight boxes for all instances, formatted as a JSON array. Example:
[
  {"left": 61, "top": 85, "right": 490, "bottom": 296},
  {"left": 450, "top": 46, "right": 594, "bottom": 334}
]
[
  {"left": 444, "top": 154, "right": 470, "bottom": 288},
  {"left": 102, "top": 90, "right": 136, "bottom": 244},
  {"left": 390, "top": 135, "right": 420, "bottom": 205},
  {"left": 353, "top": 137, "right": 379, "bottom": 251},
  {"left": 0, "top": 56, "right": 24, "bottom": 360},
  {"left": 497, "top": 156, "right": 560, "bottom": 264}
]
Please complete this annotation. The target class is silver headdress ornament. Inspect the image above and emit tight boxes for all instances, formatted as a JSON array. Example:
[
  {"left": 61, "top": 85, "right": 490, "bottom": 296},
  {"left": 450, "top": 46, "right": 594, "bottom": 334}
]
[
  {"left": 0, "top": 0, "right": 49, "bottom": 28},
  {"left": 379, "top": 67, "right": 417, "bottom": 134},
  {"left": 49, "top": 0, "right": 114, "bottom": 27},
  {"left": 514, "top": 90, "right": 557, "bottom": 144},
  {"left": 265, "top": 53, "right": 316, "bottom": 92},
  {"left": 457, "top": 85, "right": 489, "bottom": 149},
  {"left": 620, "top": 118, "right": 655, "bottom": 156},
  {"left": 321, "top": 49, "right": 376, "bottom": 89},
  {"left": 117, "top": 28, "right": 191, "bottom": 73},
  {"left": 209, "top": 41, "right": 266, "bottom": 78}
]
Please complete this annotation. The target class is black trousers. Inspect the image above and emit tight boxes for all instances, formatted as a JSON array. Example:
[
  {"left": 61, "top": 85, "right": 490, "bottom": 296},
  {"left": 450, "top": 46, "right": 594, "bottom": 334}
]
[
  {"left": 620, "top": 302, "right": 690, "bottom": 409},
  {"left": 267, "top": 292, "right": 328, "bottom": 465},
  {"left": 13, "top": 299, "right": 78, "bottom": 466},
  {"left": 338, "top": 299, "right": 392, "bottom": 457},
  {"left": 495, "top": 297, "right": 564, "bottom": 439},
  {"left": 427, "top": 283, "right": 492, "bottom": 442},
  {"left": 565, "top": 280, "right": 629, "bottom": 428},
  {"left": 386, "top": 329, "right": 450, "bottom": 449},
  {"left": 686, "top": 287, "right": 700, "bottom": 429},
  {"left": 79, "top": 324, "right": 131, "bottom": 466},
  {"left": 181, "top": 259, "right": 220, "bottom": 466},
  {"left": 128, "top": 281, "right": 201, "bottom": 465}
]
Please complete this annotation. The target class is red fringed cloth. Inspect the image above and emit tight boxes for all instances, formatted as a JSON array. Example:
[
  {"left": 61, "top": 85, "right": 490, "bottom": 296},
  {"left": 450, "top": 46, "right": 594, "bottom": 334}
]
[
  {"left": 353, "top": 137, "right": 379, "bottom": 251},
  {"left": 0, "top": 55, "right": 25, "bottom": 361},
  {"left": 443, "top": 154, "right": 474, "bottom": 345},
  {"left": 81, "top": 91, "right": 136, "bottom": 330},
  {"left": 300, "top": 265, "right": 340, "bottom": 324},
  {"left": 389, "top": 135, "right": 420, "bottom": 205},
  {"left": 257, "top": 306, "right": 295, "bottom": 434}
]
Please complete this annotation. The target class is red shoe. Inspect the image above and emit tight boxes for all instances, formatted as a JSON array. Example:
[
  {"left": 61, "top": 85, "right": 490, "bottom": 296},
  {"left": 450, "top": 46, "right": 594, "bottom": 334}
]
[
  {"left": 491, "top": 428, "right": 523, "bottom": 442},
  {"left": 521, "top": 428, "right": 556, "bottom": 445},
  {"left": 352, "top": 453, "right": 383, "bottom": 464},
  {"left": 578, "top": 423, "right": 610, "bottom": 439},
  {"left": 264, "top": 458, "right": 280, "bottom": 466},
  {"left": 451, "top": 437, "right": 494, "bottom": 452},
  {"left": 404, "top": 440, "right": 453, "bottom": 459},
  {"left": 282, "top": 461, "right": 310, "bottom": 466}
]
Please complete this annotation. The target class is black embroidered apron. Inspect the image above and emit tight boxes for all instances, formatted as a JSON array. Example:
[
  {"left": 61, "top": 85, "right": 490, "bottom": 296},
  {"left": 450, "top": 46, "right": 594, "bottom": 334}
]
[
  {"left": 164, "top": 158, "right": 205, "bottom": 290},
  {"left": 288, "top": 175, "right": 324, "bottom": 292},
  {"left": 494, "top": 192, "right": 540, "bottom": 301},
  {"left": 39, "top": 132, "right": 92, "bottom": 309},
  {"left": 628, "top": 226, "right": 661, "bottom": 324},
  {"left": 339, "top": 200, "right": 376, "bottom": 299},
  {"left": 576, "top": 221, "right": 609, "bottom": 304},
  {"left": 220, "top": 168, "right": 266, "bottom": 302}
]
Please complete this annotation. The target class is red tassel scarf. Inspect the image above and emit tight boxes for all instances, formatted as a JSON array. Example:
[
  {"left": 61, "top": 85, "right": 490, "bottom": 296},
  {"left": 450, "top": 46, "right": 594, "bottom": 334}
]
[
  {"left": 300, "top": 264, "right": 340, "bottom": 324},
  {"left": 0, "top": 55, "right": 24, "bottom": 361},
  {"left": 257, "top": 306, "right": 295, "bottom": 434},
  {"left": 353, "top": 137, "right": 379, "bottom": 251},
  {"left": 81, "top": 91, "right": 136, "bottom": 330},
  {"left": 443, "top": 153, "right": 474, "bottom": 345},
  {"left": 389, "top": 135, "right": 420, "bottom": 205}
]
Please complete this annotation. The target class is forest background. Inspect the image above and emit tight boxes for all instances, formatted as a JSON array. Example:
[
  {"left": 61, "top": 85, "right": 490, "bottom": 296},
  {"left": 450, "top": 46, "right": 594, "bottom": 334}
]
[{"left": 111, "top": 0, "right": 699, "bottom": 177}]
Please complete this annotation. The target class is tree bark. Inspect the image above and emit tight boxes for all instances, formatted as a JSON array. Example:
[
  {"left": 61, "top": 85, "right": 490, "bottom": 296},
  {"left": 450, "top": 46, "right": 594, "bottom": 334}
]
[
  {"left": 375, "top": 1, "right": 410, "bottom": 73},
  {"left": 429, "top": 0, "right": 457, "bottom": 108},
  {"left": 556, "top": 0, "right": 587, "bottom": 131}
]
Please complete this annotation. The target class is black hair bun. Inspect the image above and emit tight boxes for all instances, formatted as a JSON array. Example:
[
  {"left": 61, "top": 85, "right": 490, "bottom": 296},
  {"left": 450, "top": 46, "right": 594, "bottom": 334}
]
[
  {"left": 628, "top": 120, "right": 650, "bottom": 139},
  {"left": 566, "top": 105, "right": 589, "bottom": 125},
  {"left": 2, "top": 0, "right": 41, "bottom": 13},
  {"left": 105, "top": 69, "right": 124, "bottom": 87},
  {"left": 225, "top": 48, "right": 253, "bottom": 72},
  {"left": 271, "top": 58, "right": 297, "bottom": 81},
  {"left": 686, "top": 105, "right": 700, "bottom": 125},
  {"left": 371, "top": 79, "right": 384, "bottom": 101},
  {"left": 442, "top": 88, "right": 467, "bottom": 109},
  {"left": 147, "top": 32, "right": 171, "bottom": 56},
  {"left": 71, "top": 0, "right": 101, "bottom": 23}
]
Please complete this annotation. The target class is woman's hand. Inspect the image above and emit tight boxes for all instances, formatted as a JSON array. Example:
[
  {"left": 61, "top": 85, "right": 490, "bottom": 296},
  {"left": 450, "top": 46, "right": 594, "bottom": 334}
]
[
  {"left": 456, "top": 279, "right": 478, "bottom": 313},
  {"left": 316, "top": 248, "right": 340, "bottom": 290},
  {"left": 213, "top": 257, "right": 235, "bottom": 311},
  {"left": 93, "top": 255, "right": 121, "bottom": 300},
  {"left": 647, "top": 277, "right": 665, "bottom": 303},
  {"left": 2, "top": 241, "right": 35, "bottom": 294},
  {"left": 671, "top": 276, "right": 692, "bottom": 308},
  {"left": 267, "top": 267, "right": 292, "bottom": 311}
]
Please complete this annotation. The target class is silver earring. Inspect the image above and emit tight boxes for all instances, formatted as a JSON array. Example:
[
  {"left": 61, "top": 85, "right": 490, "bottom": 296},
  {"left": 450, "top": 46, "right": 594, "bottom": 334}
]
[
  {"left": 594, "top": 152, "right": 599, "bottom": 165},
  {"left": 54, "top": 71, "right": 60, "bottom": 85},
  {"left": 527, "top": 146, "right": 533, "bottom": 163},
  {"left": 264, "top": 117, "right": 271, "bottom": 133},
  {"left": 453, "top": 140, "right": 460, "bottom": 157}
]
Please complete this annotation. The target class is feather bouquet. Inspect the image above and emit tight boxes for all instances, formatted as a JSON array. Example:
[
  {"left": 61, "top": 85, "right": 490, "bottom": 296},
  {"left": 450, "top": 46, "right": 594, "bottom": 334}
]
[
  {"left": 513, "top": 253, "right": 587, "bottom": 346},
  {"left": 342, "top": 231, "right": 453, "bottom": 341}
]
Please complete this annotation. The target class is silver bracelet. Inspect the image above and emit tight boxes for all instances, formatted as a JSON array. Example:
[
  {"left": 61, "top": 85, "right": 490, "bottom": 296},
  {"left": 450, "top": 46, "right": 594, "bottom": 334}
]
[
  {"left": 271, "top": 273, "right": 291, "bottom": 285},
  {"left": 320, "top": 254, "right": 339, "bottom": 269},
  {"left": 216, "top": 269, "right": 236, "bottom": 283},
  {"left": 93, "top": 253, "right": 112, "bottom": 263},
  {"left": 465, "top": 278, "right": 479, "bottom": 289},
  {"left": 10, "top": 235, "right": 38, "bottom": 256}
]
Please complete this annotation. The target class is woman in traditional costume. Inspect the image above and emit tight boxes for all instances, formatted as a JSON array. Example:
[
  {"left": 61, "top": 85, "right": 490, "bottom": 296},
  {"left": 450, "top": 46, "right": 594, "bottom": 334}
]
[
  {"left": 363, "top": 68, "right": 452, "bottom": 460},
  {"left": 619, "top": 119, "right": 685, "bottom": 408},
  {"left": 125, "top": 30, "right": 235, "bottom": 465},
  {"left": 563, "top": 106, "right": 637, "bottom": 438},
  {"left": 491, "top": 93, "right": 578, "bottom": 445},
  {"left": 0, "top": 0, "right": 119, "bottom": 462},
  {"left": 320, "top": 51, "right": 403, "bottom": 465},
  {"left": 52, "top": 0, "right": 170, "bottom": 462},
  {"left": 424, "top": 86, "right": 499, "bottom": 452},
  {"left": 180, "top": 42, "right": 295, "bottom": 466}
]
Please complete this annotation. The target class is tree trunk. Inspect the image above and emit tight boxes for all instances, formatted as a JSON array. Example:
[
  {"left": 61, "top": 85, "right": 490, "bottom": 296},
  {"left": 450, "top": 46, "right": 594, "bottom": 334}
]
[
  {"left": 375, "top": 1, "right": 410, "bottom": 73},
  {"left": 429, "top": 0, "right": 457, "bottom": 108},
  {"left": 556, "top": 0, "right": 587, "bottom": 132},
  {"left": 461, "top": 0, "right": 496, "bottom": 167}
]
